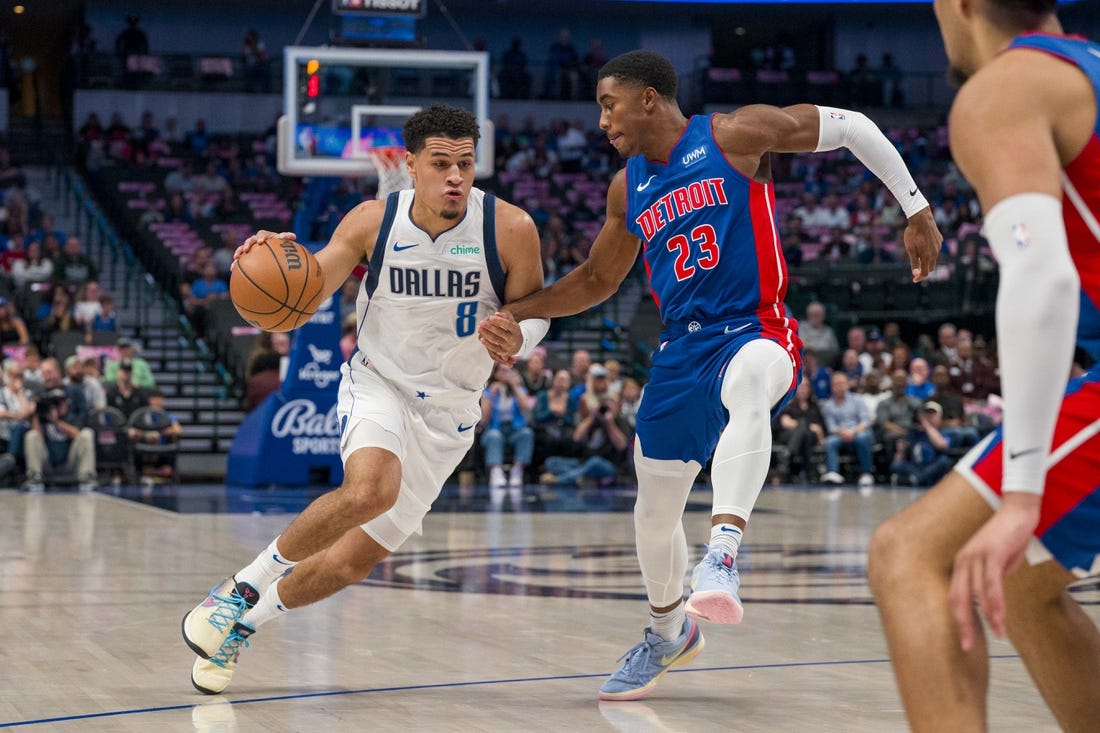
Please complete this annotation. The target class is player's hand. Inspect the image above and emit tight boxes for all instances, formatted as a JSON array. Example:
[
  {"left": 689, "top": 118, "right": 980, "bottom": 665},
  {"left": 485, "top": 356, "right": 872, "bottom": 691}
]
[
  {"left": 231, "top": 230, "right": 297, "bottom": 271},
  {"left": 948, "top": 492, "right": 1040, "bottom": 651},
  {"left": 477, "top": 311, "right": 523, "bottom": 367},
  {"left": 902, "top": 207, "right": 942, "bottom": 282}
]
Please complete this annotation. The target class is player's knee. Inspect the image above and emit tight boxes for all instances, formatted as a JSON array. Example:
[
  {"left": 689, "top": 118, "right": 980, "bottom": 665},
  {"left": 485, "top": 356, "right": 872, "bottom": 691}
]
[
  {"left": 344, "top": 482, "right": 398, "bottom": 522},
  {"left": 329, "top": 551, "right": 376, "bottom": 587},
  {"left": 341, "top": 448, "right": 401, "bottom": 522},
  {"left": 866, "top": 517, "right": 914, "bottom": 595}
]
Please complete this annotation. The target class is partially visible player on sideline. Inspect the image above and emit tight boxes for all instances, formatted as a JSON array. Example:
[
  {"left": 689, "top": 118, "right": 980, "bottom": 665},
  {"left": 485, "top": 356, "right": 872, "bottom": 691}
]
[
  {"left": 180, "top": 105, "right": 548, "bottom": 694},
  {"left": 478, "top": 50, "right": 941, "bottom": 700},
  {"left": 868, "top": 2, "right": 1100, "bottom": 730}
]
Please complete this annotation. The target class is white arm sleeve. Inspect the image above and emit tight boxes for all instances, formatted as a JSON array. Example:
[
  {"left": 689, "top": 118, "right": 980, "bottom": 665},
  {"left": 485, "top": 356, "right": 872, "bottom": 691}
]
[
  {"left": 814, "top": 106, "right": 929, "bottom": 218},
  {"left": 985, "top": 193, "right": 1079, "bottom": 496},
  {"left": 514, "top": 318, "right": 550, "bottom": 359}
]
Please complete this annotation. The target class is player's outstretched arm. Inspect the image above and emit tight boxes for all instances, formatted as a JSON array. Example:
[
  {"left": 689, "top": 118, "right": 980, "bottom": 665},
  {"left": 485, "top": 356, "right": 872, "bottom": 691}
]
[
  {"left": 945, "top": 50, "right": 1085, "bottom": 651},
  {"left": 714, "top": 104, "right": 942, "bottom": 280},
  {"left": 504, "top": 171, "right": 641, "bottom": 322}
]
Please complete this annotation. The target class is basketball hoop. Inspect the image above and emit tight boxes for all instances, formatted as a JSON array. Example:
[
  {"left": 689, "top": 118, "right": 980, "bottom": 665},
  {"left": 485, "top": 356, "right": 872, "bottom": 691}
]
[{"left": 367, "top": 145, "right": 412, "bottom": 201}]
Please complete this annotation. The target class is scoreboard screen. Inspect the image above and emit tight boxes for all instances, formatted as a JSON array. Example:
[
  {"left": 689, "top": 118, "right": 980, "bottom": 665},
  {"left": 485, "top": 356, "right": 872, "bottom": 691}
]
[{"left": 331, "top": 0, "right": 426, "bottom": 18}]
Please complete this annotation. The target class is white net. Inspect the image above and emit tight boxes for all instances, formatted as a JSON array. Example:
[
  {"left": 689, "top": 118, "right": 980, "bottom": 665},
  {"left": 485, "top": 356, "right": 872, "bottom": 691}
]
[{"left": 369, "top": 146, "right": 413, "bottom": 201}]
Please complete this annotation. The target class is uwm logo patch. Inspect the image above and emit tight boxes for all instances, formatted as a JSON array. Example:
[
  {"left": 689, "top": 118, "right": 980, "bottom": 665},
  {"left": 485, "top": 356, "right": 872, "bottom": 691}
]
[{"left": 682, "top": 146, "right": 707, "bottom": 166}]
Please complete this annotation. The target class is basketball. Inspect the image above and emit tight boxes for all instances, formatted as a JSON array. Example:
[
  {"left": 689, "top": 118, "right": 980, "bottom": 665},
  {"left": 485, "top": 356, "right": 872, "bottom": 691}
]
[{"left": 230, "top": 238, "right": 326, "bottom": 332}]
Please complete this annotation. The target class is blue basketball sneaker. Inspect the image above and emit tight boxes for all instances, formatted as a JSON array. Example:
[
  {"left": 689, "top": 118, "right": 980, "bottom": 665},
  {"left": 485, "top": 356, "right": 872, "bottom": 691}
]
[
  {"left": 598, "top": 618, "right": 704, "bottom": 701},
  {"left": 685, "top": 548, "right": 744, "bottom": 624}
]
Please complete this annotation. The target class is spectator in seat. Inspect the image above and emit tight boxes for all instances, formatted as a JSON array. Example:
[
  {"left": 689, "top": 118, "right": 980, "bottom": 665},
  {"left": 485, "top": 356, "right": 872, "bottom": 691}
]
[
  {"left": 103, "top": 338, "right": 155, "bottom": 389},
  {"left": 164, "top": 160, "right": 195, "bottom": 196},
  {"left": 874, "top": 368, "right": 921, "bottom": 469},
  {"left": 906, "top": 356, "right": 935, "bottom": 400},
  {"left": 0, "top": 297, "right": 30, "bottom": 346},
  {"left": 772, "top": 380, "right": 825, "bottom": 482},
  {"left": 889, "top": 400, "right": 954, "bottom": 487},
  {"left": 53, "top": 236, "right": 99, "bottom": 291},
  {"left": 12, "top": 239, "right": 55, "bottom": 288},
  {"left": 65, "top": 354, "right": 106, "bottom": 411},
  {"left": 37, "top": 284, "right": 75, "bottom": 347},
  {"left": 105, "top": 359, "right": 148, "bottom": 420},
  {"left": 22, "top": 387, "right": 96, "bottom": 492},
  {"left": 128, "top": 387, "right": 181, "bottom": 481},
  {"left": 520, "top": 346, "right": 552, "bottom": 394},
  {"left": 800, "top": 301, "right": 840, "bottom": 372},
  {"left": 821, "top": 371, "right": 875, "bottom": 488},
  {"left": 92, "top": 294, "right": 118, "bottom": 334},
  {"left": 22, "top": 358, "right": 95, "bottom": 492},
  {"left": 567, "top": 348, "right": 592, "bottom": 403},
  {"left": 480, "top": 363, "right": 536, "bottom": 505},
  {"left": 185, "top": 261, "right": 229, "bottom": 339},
  {"left": 72, "top": 280, "right": 103, "bottom": 333},
  {"left": 22, "top": 346, "right": 44, "bottom": 394},
  {"left": 931, "top": 322, "right": 958, "bottom": 367},
  {"left": 186, "top": 119, "right": 211, "bottom": 157},
  {"left": 0, "top": 358, "right": 35, "bottom": 474},
  {"left": 531, "top": 368, "right": 577, "bottom": 469},
  {"left": 539, "top": 392, "right": 632, "bottom": 488},
  {"left": 931, "top": 363, "right": 980, "bottom": 448}
]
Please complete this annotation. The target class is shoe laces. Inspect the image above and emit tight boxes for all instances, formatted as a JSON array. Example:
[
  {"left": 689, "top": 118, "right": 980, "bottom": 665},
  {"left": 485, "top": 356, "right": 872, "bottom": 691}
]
[
  {"left": 210, "top": 628, "right": 250, "bottom": 669},
  {"left": 207, "top": 589, "right": 248, "bottom": 633}
]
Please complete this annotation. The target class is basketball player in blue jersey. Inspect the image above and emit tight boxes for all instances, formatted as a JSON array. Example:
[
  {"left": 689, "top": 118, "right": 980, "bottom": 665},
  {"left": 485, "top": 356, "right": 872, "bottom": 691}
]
[
  {"left": 179, "top": 105, "right": 549, "bottom": 694},
  {"left": 481, "top": 50, "right": 942, "bottom": 700},
  {"left": 869, "top": 2, "right": 1100, "bottom": 729}
]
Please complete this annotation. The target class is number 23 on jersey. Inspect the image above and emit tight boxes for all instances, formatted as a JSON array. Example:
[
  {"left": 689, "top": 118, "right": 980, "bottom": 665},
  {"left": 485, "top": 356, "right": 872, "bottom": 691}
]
[{"left": 666, "top": 224, "right": 720, "bottom": 282}]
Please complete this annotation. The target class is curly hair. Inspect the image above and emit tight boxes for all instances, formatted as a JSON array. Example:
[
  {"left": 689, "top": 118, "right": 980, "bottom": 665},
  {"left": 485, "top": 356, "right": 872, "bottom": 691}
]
[
  {"left": 597, "top": 50, "right": 677, "bottom": 98},
  {"left": 402, "top": 105, "right": 480, "bottom": 154}
]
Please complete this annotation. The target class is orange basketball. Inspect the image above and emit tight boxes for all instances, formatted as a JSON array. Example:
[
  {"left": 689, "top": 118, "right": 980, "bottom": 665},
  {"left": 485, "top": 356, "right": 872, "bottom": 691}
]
[{"left": 230, "top": 238, "right": 326, "bottom": 332}]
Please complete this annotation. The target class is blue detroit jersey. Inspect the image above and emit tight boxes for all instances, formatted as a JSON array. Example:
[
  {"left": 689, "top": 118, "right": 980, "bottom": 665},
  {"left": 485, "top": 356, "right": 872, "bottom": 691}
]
[{"left": 625, "top": 114, "right": 795, "bottom": 341}]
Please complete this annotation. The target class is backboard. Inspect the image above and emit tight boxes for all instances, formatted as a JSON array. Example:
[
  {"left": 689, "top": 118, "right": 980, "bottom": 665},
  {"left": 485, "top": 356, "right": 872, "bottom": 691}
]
[{"left": 278, "top": 46, "right": 493, "bottom": 179}]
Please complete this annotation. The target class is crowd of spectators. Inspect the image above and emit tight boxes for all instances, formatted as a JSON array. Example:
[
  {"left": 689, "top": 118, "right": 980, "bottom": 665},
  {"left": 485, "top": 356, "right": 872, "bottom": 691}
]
[
  {"left": 0, "top": 145, "right": 181, "bottom": 491},
  {"left": 774, "top": 307, "right": 1016, "bottom": 490}
]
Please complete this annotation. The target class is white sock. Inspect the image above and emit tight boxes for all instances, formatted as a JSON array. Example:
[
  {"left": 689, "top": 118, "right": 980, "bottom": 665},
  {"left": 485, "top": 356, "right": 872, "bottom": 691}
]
[
  {"left": 709, "top": 523, "right": 743, "bottom": 559},
  {"left": 241, "top": 576, "right": 289, "bottom": 630},
  {"left": 236, "top": 536, "right": 297, "bottom": 591},
  {"left": 650, "top": 604, "right": 686, "bottom": 642}
]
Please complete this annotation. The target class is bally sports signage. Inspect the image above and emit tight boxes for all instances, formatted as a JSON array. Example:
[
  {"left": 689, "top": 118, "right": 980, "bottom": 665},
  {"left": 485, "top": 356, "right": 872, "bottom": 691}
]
[{"left": 227, "top": 266, "right": 346, "bottom": 486}]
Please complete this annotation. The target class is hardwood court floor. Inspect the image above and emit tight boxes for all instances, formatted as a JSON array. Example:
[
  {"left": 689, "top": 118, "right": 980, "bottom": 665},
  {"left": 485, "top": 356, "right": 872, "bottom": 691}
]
[{"left": 2, "top": 484, "right": 1096, "bottom": 732}]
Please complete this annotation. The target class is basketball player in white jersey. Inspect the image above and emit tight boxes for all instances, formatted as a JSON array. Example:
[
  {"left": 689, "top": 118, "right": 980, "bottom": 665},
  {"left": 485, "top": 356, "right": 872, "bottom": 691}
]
[{"left": 180, "top": 105, "right": 548, "bottom": 694}]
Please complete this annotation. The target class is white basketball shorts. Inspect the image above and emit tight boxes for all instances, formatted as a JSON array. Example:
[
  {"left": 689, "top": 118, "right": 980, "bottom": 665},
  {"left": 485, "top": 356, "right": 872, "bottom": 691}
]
[{"left": 337, "top": 359, "right": 480, "bottom": 552}]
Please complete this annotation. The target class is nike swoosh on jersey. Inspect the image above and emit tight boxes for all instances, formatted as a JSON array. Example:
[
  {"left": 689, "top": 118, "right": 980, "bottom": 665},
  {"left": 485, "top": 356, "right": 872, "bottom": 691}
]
[
  {"left": 636, "top": 174, "right": 658, "bottom": 192},
  {"left": 908, "top": 188, "right": 918, "bottom": 197},
  {"left": 724, "top": 323, "right": 752, "bottom": 334},
  {"left": 394, "top": 242, "right": 419, "bottom": 252},
  {"left": 1089, "top": 48, "right": 1100, "bottom": 59},
  {"left": 457, "top": 423, "right": 474, "bottom": 432}
]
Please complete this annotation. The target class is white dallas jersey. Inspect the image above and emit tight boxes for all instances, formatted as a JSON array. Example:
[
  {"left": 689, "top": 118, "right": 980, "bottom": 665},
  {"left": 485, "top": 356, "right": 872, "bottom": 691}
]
[{"left": 350, "top": 188, "right": 505, "bottom": 400}]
